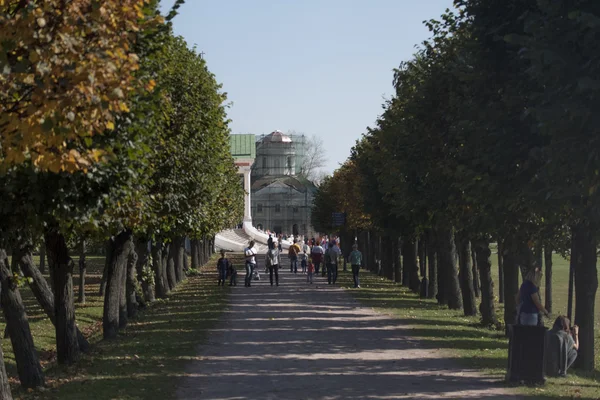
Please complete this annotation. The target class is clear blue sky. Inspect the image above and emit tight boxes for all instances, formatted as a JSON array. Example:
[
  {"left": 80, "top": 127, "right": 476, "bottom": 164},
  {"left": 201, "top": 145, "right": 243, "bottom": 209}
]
[{"left": 160, "top": 0, "right": 455, "bottom": 174}]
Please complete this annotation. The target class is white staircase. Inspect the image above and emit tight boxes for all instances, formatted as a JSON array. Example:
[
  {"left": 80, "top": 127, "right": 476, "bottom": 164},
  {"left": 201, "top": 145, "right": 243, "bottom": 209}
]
[{"left": 215, "top": 229, "right": 269, "bottom": 253}]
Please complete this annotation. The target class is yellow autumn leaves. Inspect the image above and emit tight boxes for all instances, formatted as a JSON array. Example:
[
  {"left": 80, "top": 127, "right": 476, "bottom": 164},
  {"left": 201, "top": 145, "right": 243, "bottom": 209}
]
[{"left": 0, "top": 0, "right": 157, "bottom": 173}]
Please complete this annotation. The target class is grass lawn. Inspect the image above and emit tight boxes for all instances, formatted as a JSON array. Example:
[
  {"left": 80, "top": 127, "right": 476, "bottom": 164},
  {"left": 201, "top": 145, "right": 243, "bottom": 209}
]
[
  {"left": 337, "top": 252, "right": 600, "bottom": 400},
  {"left": 1, "top": 254, "right": 229, "bottom": 400}
]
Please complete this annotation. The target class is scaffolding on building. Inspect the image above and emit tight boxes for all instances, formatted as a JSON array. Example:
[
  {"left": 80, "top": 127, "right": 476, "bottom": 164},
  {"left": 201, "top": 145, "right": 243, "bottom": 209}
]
[{"left": 250, "top": 131, "right": 317, "bottom": 239}]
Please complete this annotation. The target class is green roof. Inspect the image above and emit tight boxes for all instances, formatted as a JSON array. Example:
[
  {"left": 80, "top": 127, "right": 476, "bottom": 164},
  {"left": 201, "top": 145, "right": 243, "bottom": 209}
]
[{"left": 229, "top": 134, "right": 256, "bottom": 160}]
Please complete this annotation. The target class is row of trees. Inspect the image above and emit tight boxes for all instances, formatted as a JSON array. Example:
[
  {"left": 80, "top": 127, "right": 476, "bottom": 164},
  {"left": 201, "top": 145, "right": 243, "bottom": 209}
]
[
  {"left": 0, "top": 1, "right": 243, "bottom": 397},
  {"left": 313, "top": 0, "right": 599, "bottom": 372}
]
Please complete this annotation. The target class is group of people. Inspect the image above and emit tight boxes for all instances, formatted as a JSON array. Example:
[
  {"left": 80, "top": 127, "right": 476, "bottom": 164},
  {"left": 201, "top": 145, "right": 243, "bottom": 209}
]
[{"left": 517, "top": 268, "right": 579, "bottom": 377}]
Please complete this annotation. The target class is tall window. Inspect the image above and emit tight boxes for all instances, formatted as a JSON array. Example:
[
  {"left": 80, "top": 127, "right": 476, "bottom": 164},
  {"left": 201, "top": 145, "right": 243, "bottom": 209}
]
[
  {"left": 292, "top": 206, "right": 298, "bottom": 213},
  {"left": 257, "top": 204, "right": 263, "bottom": 213},
  {"left": 275, "top": 204, "right": 281, "bottom": 213},
  {"left": 262, "top": 157, "right": 267, "bottom": 169}
]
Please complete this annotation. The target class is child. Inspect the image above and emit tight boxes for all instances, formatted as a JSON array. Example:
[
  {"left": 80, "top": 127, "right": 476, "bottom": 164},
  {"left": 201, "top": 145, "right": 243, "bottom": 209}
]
[
  {"left": 228, "top": 261, "right": 238, "bottom": 286},
  {"left": 307, "top": 258, "right": 315, "bottom": 284},
  {"left": 216, "top": 250, "right": 230, "bottom": 286}
]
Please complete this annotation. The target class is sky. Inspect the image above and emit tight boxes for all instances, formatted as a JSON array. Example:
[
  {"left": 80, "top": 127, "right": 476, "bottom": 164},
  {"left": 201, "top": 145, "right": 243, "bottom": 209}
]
[{"left": 160, "top": 0, "right": 456, "bottom": 174}]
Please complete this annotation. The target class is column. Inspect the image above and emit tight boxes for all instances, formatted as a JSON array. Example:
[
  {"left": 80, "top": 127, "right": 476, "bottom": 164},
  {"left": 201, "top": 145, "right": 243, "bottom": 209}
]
[{"left": 243, "top": 168, "right": 252, "bottom": 223}]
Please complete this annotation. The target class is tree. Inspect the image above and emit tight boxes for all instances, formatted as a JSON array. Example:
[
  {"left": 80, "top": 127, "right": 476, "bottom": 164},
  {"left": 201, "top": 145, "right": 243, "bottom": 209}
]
[{"left": 287, "top": 131, "right": 327, "bottom": 181}]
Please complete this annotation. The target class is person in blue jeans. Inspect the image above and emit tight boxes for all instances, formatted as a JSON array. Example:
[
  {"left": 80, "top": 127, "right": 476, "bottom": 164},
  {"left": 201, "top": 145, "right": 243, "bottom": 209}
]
[
  {"left": 348, "top": 244, "right": 363, "bottom": 288},
  {"left": 216, "top": 250, "right": 230, "bottom": 286},
  {"left": 244, "top": 241, "right": 257, "bottom": 287},
  {"left": 288, "top": 240, "right": 301, "bottom": 273},
  {"left": 517, "top": 268, "right": 548, "bottom": 325}
]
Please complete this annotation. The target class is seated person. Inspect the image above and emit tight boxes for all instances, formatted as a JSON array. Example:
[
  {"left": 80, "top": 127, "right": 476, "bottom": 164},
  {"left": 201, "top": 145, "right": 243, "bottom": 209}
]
[{"left": 545, "top": 316, "right": 578, "bottom": 377}]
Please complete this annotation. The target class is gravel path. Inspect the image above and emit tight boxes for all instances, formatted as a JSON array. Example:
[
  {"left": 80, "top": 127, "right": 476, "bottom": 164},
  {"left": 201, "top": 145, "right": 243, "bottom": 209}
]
[{"left": 177, "top": 263, "right": 519, "bottom": 400}]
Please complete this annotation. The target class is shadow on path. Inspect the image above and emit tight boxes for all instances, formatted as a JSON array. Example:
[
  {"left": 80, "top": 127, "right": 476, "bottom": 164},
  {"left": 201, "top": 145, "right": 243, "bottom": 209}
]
[{"left": 177, "top": 263, "right": 519, "bottom": 400}]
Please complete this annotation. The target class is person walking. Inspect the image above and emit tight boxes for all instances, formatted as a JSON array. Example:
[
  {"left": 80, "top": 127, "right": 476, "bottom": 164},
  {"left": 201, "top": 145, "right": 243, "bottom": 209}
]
[
  {"left": 325, "top": 240, "right": 341, "bottom": 285},
  {"left": 348, "top": 244, "right": 363, "bottom": 288},
  {"left": 244, "top": 241, "right": 257, "bottom": 287},
  {"left": 216, "top": 250, "right": 230, "bottom": 286},
  {"left": 266, "top": 245, "right": 280, "bottom": 286},
  {"left": 311, "top": 241, "right": 324, "bottom": 275},
  {"left": 300, "top": 239, "right": 310, "bottom": 274},
  {"left": 288, "top": 239, "right": 301, "bottom": 273}
]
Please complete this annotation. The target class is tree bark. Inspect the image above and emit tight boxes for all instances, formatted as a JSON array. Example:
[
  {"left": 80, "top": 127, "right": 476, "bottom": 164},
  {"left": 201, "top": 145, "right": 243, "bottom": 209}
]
[
  {"left": 502, "top": 237, "right": 521, "bottom": 333},
  {"left": 45, "top": 229, "right": 80, "bottom": 365},
  {"left": 471, "top": 248, "right": 480, "bottom": 298},
  {"left": 436, "top": 224, "right": 462, "bottom": 310},
  {"left": 394, "top": 237, "right": 402, "bottom": 283},
  {"left": 39, "top": 243, "right": 46, "bottom": 274},
  {"left": 457, "top": 236, "right": 477, "bottom": 316},
  {"left": 427, "top": 230, "right": 437, "bottom": 299},
  {"left": 497, "top": 240, "right": 504, "bottom": 304},
  {"left": 572, "top": 223, "right": 597, "bottom": 371},
  {"left": 77, "top": 239, "right": 86, "bottom": 304},
  {"left": 191, "top": 239, "right": 199, "bottom": 269},
  {"left": 418, "top": 239, "right": 426, "bottom": 277},
  {"left": 174, "top": 237, "right": 185, "bottom": 283},
  {"left": 544, "top": 246, "right": 553, "bottom": 314},
  {"left": 0, "top": 343, "right": 12, "bottom": 399},
  {"left": 0, "top": 249, "right": 44, "bottom": 388},
  {"left": 16, "top": 247, "right": 88, "bottom": 352},
  {"left": 166, "top": 242, "right": 177, "bottom": 290},
  {"left": 118, "top": 241, "right": 128, "bottom": 329},
  {"left": 475, "top": 241, "right": 499, "bottom": 327},
  {"left": 99, "top": 238, "right": 113, "bottom": 296},
  {"left": 152, "top": 241, "right": 169, "bottom": 299},
  {"left": 103, "top": 230, "right": 132, "bottom": 339},
  {"left": 135, "top": 238, "right": 155, "bottom": 303},
  {"left": 126, "top": 245, "right": 139, "bottom": 319},
  {"left": 402, "top": 237, "right": 419, "bottom": 292}
]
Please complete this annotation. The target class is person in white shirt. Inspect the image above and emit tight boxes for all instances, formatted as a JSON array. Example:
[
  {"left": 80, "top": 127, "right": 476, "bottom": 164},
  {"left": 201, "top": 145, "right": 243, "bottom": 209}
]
[{"left": 244, "top": 241, "right": 257, "bottom": 287}]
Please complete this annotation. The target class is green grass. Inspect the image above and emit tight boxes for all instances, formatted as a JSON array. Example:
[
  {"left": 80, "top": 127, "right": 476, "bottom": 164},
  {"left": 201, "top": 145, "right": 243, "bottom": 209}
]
[
  {"left": 1, "top": 254, "right": 228, "bottom": 400},
  {"left": 337, "top": 253, "right": 600, "bottom": 400}
]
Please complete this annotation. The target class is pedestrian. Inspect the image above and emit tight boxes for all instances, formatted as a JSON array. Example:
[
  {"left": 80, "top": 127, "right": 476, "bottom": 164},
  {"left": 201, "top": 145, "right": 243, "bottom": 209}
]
[
  {"left": 516, "top": 268, "right": 548, "bottom": 325},
  {"left": 288, "top": 239, "right": 301, "bottom": 273},
  {"left": 300, "top": 239, "right": 310, "bottom": 274},
  {"left": 266, "top": 245, "right": 280, "bottom": 286},
  {"left": 307, "top": 257, "right": 315, "bottom": 284},
  {"left": 216, "top": 250, "right": 230, "bottom": 286},
  {"left": 325, "top": 240, "right": 341, "bottom": 285},
  {"left": 267, "top": 234, "right": 274, "bottom": 250},
  {"left": 348, "top": 244, "right": 363, "bottom": 288},
  {"left": 311, "top": 241, "right": 324, "bottom": 274},
  {"left": 244, "top": 240, "right": 257, "bottom": 287}
]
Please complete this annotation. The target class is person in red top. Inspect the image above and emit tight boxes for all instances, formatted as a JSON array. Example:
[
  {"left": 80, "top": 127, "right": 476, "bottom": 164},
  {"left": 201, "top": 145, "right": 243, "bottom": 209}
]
[{"left": 307, "top": 258, "right": 315, "bottom": 284}]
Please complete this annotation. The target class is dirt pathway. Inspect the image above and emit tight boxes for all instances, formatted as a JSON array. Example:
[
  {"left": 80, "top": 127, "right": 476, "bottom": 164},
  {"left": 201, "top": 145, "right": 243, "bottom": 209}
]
[{"left": 177, "top": 263, "right": 518, "bottom": 399}]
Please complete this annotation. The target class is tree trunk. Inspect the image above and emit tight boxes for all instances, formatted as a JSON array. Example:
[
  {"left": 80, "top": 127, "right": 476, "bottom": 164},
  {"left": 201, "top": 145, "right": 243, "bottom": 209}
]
[
  {"left": 191, "top": 239, "right": 199, "bottom": 269},
  {"left": 502, "top": 237, "right": 521, "bottom": 333},
  {"left": 418, "top": 239, "right": 426, "bottom": 277},
  {"left": 78, "top": 239, "right": 86, "bottom": 304},
  {"left": 471, "top": 248, "right": 480, "bottom": 298},
  {"left": 16, "top": 247, "right": 88, "bottom": 352},
  {"left": 457, "top": 237, "right": 477, "bottom": 316},
  {"left": 39, "top": 243, "right": 46, "bottom": 274},
  {"left": 401, "top": 236, "right": 410, "bottom": 287},
  {"left": 0, "top": 343, "right": 12, "bottom": 399},
  {"left": 544, "top": 246, "right": 553, "bottom": 314},
  {"left": 183, "top": 242, "right": 189, "bottom": 272},
  {"left": 135, "top": 238, "right": 155, "bottom": 303},
  {"left": 427, "top": 230, "right": 437, "bottom": 299},
  {"left": 497, "top": 240, "right": 504, "bottom": 304},
  {"left": 568, "top": 238, "right": 575, "bottom": 323},
  {"left": 174, "top": 237, "right": 185, "bottom": 283},
  {"left": 437, "top": 224, "right": 462, "bottom": 310},
  {"left": 394, "top": 237, "right": 402, "bottom": 283},
  {"left": 45, "top": 229, "right": 80, "bottom": 365},
  {"left": 126, "top": 245, "right": 139, "bottom": 319},
  {"left": 152, "top": 241, "right": 169, "bottom": 299},
  {"left": 0, "top": 249, "right": 44, "bottom": 388},
  {"left": 475, "top": 241, "right": 499, "bottom": 327},
  {"left": 166, "top": 242, "right": 177, "bottom": 290},
  {"left": 103, "top": 230, "right": 132, "bottom": 339},
  {"left": 402, "top": 238, "right": 420, "bottom": 292},
  {"left": 572, "top": 223, "right": 598, "bottom": 372},
  {"left": 99, "top": 239, "right": 113, "bottom": 296},
  {"left": 118, "top": 242, "right": 128, "bottom": 329}
]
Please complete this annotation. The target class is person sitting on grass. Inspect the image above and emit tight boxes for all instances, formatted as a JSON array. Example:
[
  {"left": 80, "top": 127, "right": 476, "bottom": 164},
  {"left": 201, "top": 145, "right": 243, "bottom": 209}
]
[
  {"left": 216, "top": 250, "right": 231, "bottom": 287},
  {"left": 545, "top": 316, "right": 579, "bottom": 377}
]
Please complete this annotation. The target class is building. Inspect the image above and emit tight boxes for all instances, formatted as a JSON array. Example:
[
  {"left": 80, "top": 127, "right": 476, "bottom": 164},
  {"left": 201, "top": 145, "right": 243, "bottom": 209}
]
[{"left": 250, "top": 130, "right": 317, "bottom": 238}]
